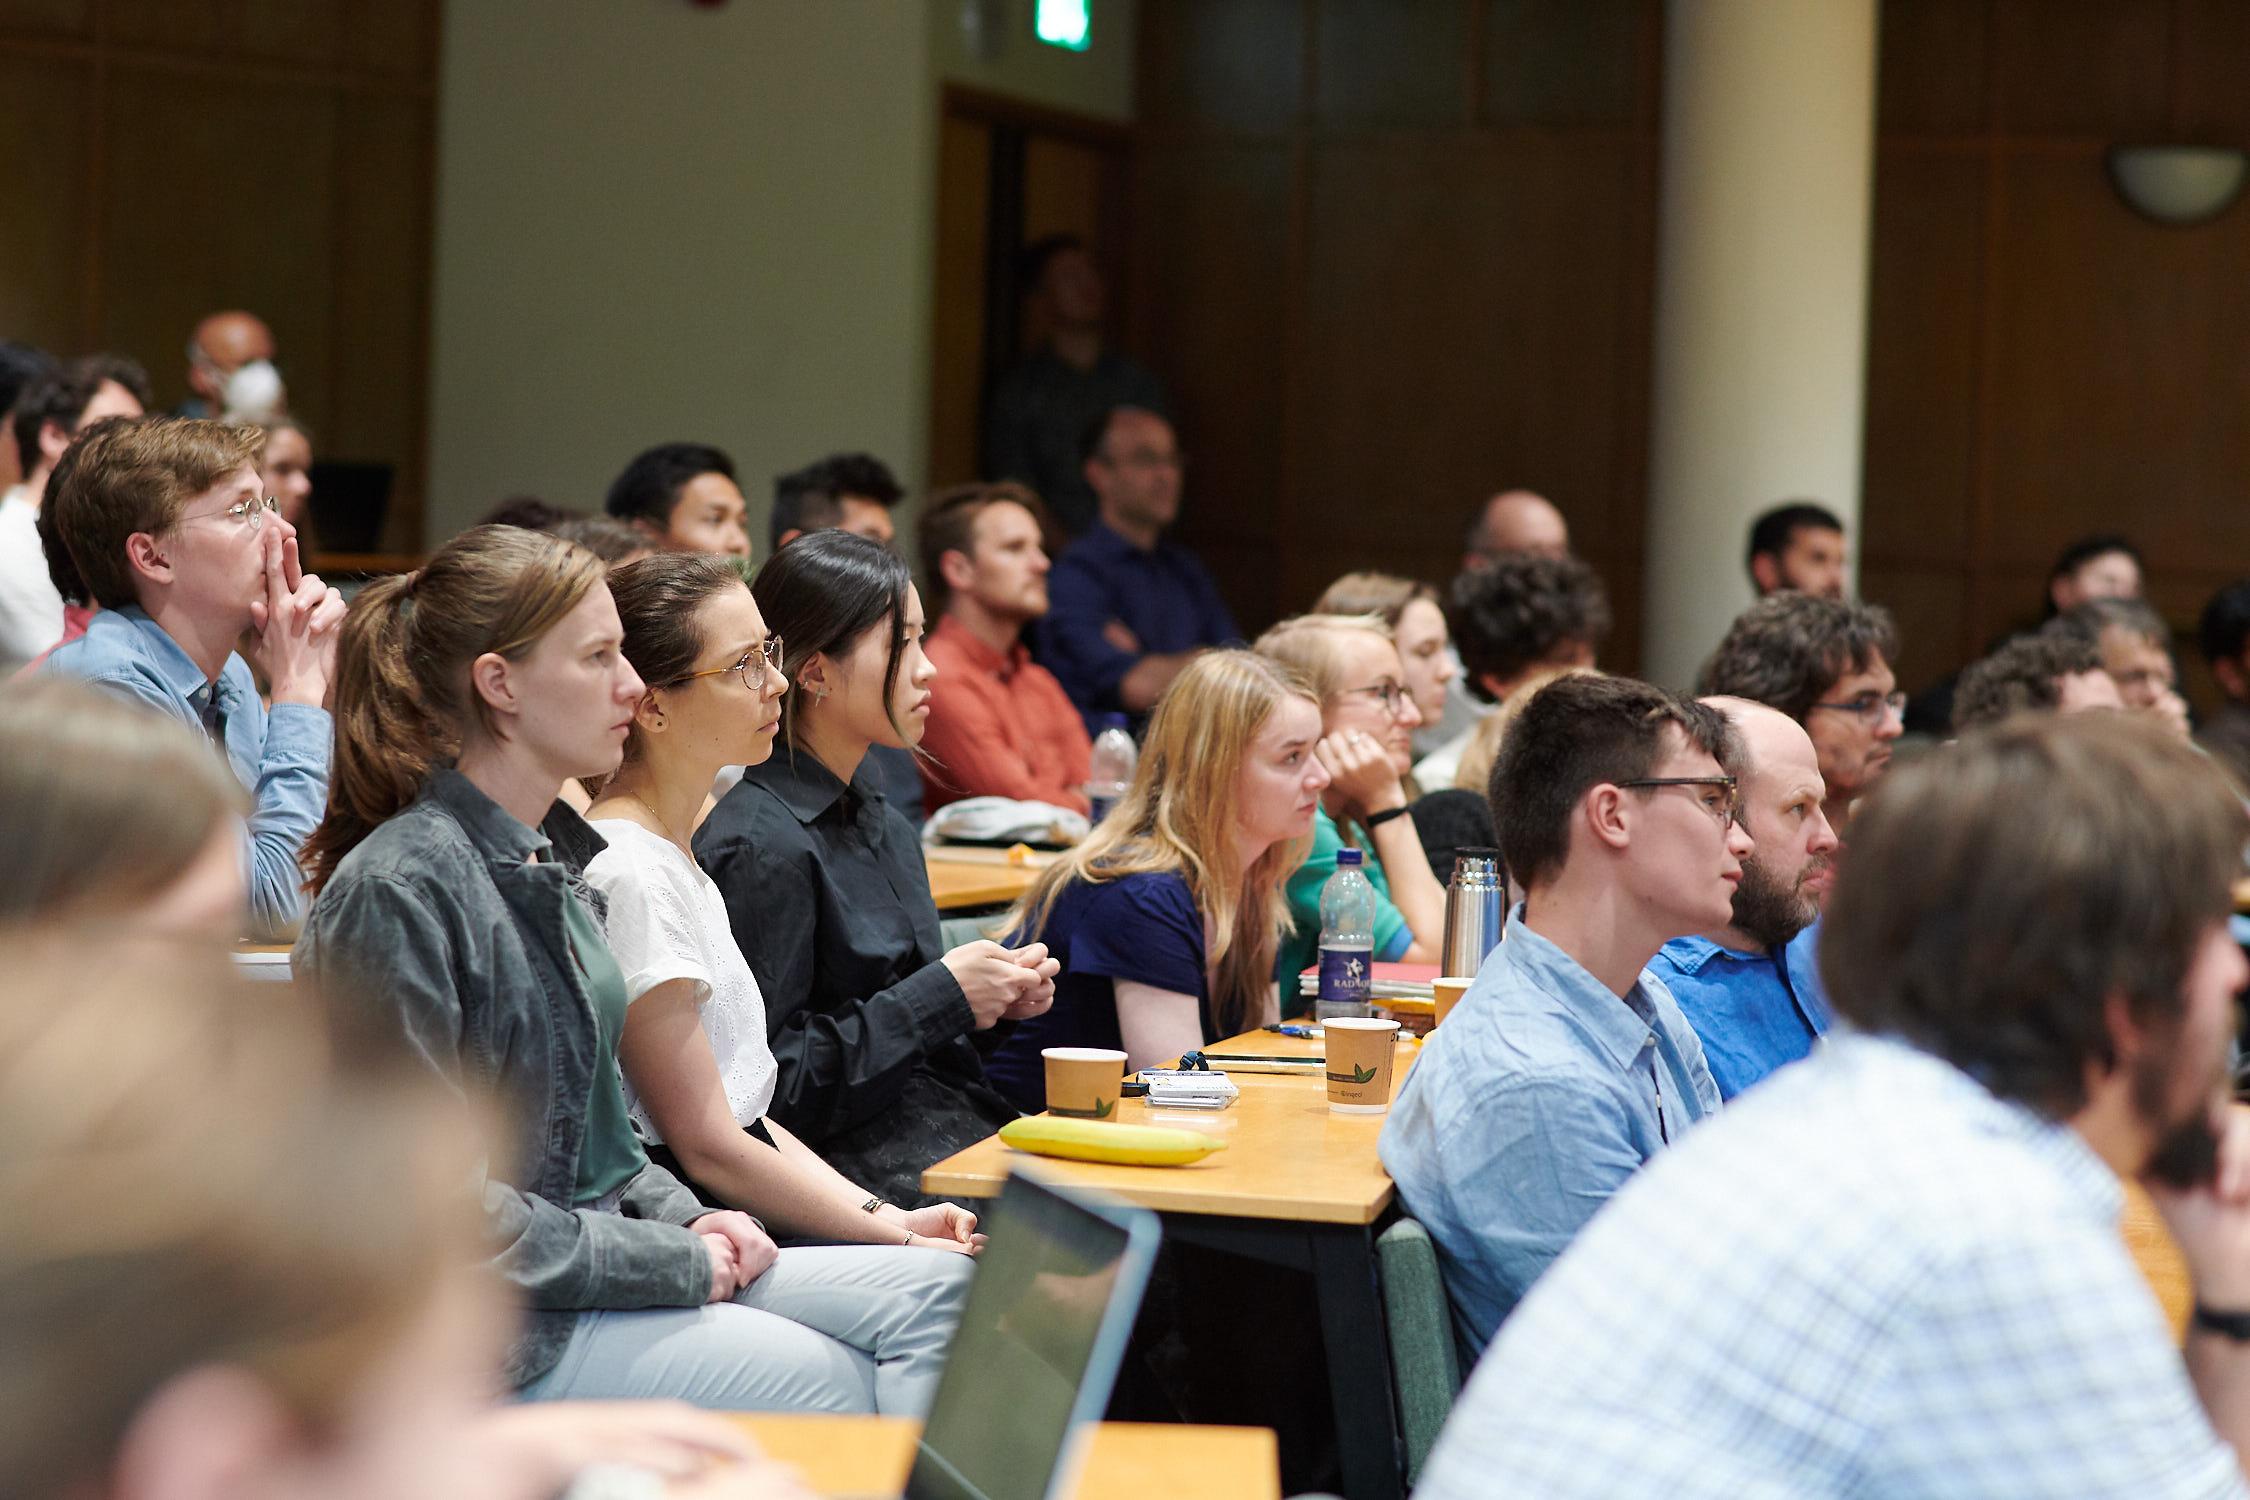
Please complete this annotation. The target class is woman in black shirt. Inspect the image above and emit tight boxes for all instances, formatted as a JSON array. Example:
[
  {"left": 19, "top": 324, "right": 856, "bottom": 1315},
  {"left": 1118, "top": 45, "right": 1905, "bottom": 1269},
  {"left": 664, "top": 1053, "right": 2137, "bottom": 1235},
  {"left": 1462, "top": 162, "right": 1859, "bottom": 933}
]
[{"left": 695, "top": 532, "right": 1058, "bottom": 1202}]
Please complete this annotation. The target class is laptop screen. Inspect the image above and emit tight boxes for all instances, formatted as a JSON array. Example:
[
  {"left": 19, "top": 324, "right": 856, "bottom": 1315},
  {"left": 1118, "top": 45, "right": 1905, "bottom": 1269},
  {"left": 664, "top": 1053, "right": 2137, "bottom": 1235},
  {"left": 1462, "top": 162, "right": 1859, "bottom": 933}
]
[{"left": 904, "top": 1173, "right": 1157, "bottom": 1500}]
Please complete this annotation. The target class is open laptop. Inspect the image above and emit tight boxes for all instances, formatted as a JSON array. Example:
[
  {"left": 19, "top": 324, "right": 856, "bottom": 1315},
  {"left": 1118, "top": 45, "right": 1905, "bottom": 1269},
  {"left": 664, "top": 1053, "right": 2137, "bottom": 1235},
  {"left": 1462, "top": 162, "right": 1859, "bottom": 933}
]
[{"left": 898, "top": 1170, "right": 1162, "bottom": 1500}]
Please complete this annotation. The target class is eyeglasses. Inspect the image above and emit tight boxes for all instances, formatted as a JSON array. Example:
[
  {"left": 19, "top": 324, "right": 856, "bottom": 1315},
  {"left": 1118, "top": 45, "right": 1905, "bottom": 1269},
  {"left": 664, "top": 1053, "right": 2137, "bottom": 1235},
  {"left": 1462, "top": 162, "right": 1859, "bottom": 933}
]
[
  {"left": 1615, "top": 775, "right": 1739, "bottom": 832},
  {"left": 1808, "top": 690, "right": 1906, "bottom": 726},
  {"left": 179, "top": 495, "right": 281, "bottom": 532},
  {"left": 1341, "top": 680, "right": 1413, "bottom": 718},
  {"left": 673, "top": 635, "right": 785, "bottom": 695}
]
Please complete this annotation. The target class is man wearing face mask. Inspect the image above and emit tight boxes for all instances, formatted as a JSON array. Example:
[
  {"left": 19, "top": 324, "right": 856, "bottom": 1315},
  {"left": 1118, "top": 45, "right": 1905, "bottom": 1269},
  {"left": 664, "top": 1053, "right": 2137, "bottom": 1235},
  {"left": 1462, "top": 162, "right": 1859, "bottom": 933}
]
[{"left": 179, "top": 311, "right": 287, "bottom": 425}]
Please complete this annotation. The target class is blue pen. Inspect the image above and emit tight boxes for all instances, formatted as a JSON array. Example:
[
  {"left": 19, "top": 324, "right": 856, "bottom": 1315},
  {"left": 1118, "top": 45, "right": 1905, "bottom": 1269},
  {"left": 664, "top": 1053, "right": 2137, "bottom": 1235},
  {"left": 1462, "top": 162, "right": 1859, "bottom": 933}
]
[{"left": 1264, "top": 1023, "right": 1318, "bottom": 1039}]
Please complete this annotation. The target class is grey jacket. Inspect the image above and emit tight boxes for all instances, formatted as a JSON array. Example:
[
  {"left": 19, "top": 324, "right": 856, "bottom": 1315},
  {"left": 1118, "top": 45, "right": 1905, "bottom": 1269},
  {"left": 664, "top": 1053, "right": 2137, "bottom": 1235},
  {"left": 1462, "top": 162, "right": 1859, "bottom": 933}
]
[{"left": 293, "top": 768, "right": 711, "bottom": 1386}]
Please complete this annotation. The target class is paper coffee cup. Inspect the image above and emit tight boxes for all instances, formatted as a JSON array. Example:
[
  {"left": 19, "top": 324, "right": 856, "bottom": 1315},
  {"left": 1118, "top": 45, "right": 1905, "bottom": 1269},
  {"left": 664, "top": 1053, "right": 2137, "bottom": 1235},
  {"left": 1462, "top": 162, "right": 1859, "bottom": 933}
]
[
  {"left": 1044, "top": 1047, "right": 1128, "bottom": 1120},
  {"left": 1325, "top": 1017, "right": 1402, "bottom": 1113},
  {"left": 1432, "top": 977, "right": 1474, "bottom": 1027}
]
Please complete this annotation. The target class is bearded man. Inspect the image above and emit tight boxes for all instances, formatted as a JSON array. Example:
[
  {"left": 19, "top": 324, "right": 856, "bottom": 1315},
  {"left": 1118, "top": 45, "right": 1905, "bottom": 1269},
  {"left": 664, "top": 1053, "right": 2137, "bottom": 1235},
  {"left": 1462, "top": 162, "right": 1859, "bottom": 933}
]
[{"left": 1646, "top": 697, "right": 1840, "bottom": 1099}]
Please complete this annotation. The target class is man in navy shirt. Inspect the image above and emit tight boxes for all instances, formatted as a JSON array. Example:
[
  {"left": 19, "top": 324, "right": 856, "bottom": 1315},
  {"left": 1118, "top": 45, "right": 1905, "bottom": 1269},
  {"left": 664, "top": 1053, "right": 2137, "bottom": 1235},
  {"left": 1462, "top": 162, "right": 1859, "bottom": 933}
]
[
  {"left": 1648, "top": 698, "right": 1838, "bottom": 1098},
  {"left": 1036, "top": 405, "right": 1238, "bottom": 728}
]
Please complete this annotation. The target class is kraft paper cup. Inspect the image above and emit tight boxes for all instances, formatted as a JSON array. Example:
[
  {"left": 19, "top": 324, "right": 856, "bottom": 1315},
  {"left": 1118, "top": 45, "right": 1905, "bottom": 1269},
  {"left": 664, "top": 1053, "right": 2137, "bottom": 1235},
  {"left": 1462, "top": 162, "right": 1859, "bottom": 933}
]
[
  {"left": 1325, "top": 1017, "right": 1402, "bottom": 1113},
  {"left": 1044, "top": 1047, "right": 1128, "bottom": 1121},
  {"left": 1432, "top": 977, "right": 1475, "bottom": 1027}
]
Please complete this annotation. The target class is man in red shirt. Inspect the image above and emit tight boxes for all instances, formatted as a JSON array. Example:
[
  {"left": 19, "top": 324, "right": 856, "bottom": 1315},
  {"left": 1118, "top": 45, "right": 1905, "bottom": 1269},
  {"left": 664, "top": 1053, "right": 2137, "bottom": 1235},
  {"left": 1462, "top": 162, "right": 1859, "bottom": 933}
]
[{"left": 917, "top": 482, "right": 1092, "bottom": 814}]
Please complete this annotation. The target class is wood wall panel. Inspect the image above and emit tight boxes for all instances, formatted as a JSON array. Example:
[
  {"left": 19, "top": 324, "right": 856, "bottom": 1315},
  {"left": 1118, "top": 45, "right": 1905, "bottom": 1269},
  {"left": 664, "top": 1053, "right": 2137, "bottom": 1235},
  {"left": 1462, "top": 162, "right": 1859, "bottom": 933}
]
[
  {"left": 1864, "top": 0, "right": 2250, "bottom": 710},
  {"left": 928, "top": 113, "right": 993, "bottom": 491},
  {"left": 1138, "top": 0, "right": 1303, "bottom": 135},
  {"left": 1130, "top": 0, "right": 1659, "bottom": 666},
  {"left": 0, "top": 2, "right": 439, "bottom": 550},
  {"left": 0, "top": 54, "right": 92, "bottom": 353},
  {"left": 1990, "top": 0, "right": 2169, "bottom": 136},
  {"left": 1313, "top": 0, "right": 1466, "bottom": 129},
  {"left": 1481, "top": 0, "right": 1650, "bottom": 128}
]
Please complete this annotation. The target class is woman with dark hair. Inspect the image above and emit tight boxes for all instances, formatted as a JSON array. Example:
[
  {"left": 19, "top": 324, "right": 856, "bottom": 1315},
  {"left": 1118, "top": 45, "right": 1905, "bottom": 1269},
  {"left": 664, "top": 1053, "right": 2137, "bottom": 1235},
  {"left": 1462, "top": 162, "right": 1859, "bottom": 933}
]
[
  {"left": 695, "top": 531, "right": 1058, "bottom": 1204},
  {"left": 295, "top": 525, "right": 966, "bottom": 1415},
  {"left": 584, "top": 551, "right": 986, "bottom": 1256}
]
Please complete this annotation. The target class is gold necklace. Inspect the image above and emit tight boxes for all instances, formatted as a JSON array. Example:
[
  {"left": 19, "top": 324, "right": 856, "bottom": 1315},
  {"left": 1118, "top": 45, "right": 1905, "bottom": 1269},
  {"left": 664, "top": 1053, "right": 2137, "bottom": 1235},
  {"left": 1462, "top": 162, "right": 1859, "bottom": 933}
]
[{"left": 620, "top": 789, "right": 693, "bottom": 857}]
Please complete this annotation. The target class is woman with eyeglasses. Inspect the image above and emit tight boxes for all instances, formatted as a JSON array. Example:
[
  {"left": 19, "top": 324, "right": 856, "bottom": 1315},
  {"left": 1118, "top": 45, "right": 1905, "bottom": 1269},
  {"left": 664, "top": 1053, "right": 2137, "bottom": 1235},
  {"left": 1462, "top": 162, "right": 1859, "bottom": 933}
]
[
  {"left": 1256, "top": 614, "right": 1451, "bottom": 1000},
  {"left": 694, "top": 531, "right": 1060, "bottom": 1207},
  {"left": 584, "top": 552, "right": 987, "bottom": 1261}
]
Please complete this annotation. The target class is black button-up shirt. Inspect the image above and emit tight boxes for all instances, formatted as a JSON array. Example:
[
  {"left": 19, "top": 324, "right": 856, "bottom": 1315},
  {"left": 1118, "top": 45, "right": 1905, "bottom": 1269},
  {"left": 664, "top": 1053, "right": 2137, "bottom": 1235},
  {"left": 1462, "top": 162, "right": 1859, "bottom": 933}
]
[{"left": 694, "top": 746, "right": 1017, "bottom": 1204}]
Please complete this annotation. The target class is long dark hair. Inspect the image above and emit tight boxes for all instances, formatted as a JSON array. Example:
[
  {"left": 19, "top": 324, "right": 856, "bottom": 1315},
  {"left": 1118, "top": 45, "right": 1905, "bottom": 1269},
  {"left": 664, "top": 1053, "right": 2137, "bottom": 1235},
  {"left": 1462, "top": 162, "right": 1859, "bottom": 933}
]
[{"left": 752, "top": 530, "right": 915, "bottom": 753}]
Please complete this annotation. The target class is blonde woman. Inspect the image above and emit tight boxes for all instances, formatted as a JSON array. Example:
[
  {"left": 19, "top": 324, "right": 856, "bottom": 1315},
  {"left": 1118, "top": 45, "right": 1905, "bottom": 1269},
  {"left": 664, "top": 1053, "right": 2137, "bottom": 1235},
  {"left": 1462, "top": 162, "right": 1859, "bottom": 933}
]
[
  {"left": 0, "top": 677, "right": 248, "bottom": 929},
  {"left": 1256, "top": 615, "right": 1451, "bottom": 991},
  {"left": 983, "top": 650, "right": 1332, "bottom": 1104}
]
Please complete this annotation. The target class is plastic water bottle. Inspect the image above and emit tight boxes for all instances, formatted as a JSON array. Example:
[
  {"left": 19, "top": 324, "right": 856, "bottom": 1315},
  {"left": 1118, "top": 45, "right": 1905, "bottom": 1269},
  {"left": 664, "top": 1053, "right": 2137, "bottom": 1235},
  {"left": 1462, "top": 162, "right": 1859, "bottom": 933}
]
[
  {"left": 1317, "top": 848, "right": 1376, "bottom": 1023},
  {"left": 1084, "top": 714, "right": 1137, "bottom": 825}
]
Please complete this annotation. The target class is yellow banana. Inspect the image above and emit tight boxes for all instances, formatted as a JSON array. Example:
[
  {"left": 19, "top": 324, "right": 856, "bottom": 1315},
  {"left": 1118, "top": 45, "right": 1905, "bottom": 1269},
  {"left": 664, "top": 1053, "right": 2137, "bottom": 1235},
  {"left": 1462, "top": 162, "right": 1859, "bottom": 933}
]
[{"left": 1000, "top": 1114, "right": 1228, "bottom": 1167}]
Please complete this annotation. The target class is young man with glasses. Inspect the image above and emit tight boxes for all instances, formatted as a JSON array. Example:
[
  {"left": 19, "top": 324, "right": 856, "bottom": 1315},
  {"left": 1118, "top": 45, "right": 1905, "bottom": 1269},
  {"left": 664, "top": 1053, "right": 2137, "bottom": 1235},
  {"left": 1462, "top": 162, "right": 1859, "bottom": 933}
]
[
  {"left": 1035, "top": 404, "right": 1239, "bottom": 733},
  {"left": 1648, "top": 698, "right": 1841, "bottom": 1100},
  {"left": 1381, "top": 673, "right": 1749, "bottom": 1356},
  {"left": 1418, "top": 713, "right": 2250, "bottom": 1499},
  {"left": 38, "top": 416, "right": 344, "bottom": 935},
  {"left": 1698, "top": 592, "right": 1904, "bottom": 828}
]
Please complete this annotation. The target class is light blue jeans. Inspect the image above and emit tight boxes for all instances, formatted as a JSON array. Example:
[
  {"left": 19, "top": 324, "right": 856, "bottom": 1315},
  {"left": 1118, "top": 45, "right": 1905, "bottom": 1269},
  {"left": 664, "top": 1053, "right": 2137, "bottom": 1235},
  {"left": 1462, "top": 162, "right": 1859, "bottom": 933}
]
[{"left": 519, "top": 1244, "right": 973, "bottom": 1416}]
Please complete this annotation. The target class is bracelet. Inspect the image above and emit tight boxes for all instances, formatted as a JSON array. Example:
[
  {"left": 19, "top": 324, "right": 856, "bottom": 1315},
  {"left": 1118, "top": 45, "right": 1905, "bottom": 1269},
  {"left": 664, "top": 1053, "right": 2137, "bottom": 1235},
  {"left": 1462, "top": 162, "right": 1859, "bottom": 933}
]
[
  {"left": 1364, "top": 805, "right": 1410, "bottom": 830},
  {"left": 2193, "top": 1302, "right": 2250, "bottom": 1341},
  {"left": 861, "top": 1195, "right": 888, "bottom": 1215}
]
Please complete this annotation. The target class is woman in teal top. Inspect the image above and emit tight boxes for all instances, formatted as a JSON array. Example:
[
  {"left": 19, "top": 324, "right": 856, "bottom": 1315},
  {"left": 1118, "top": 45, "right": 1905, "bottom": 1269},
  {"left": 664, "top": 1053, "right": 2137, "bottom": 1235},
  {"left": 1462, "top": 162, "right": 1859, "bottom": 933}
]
[{"left": 1257, "top": 614, "right": 1449, "bottom": 1001}]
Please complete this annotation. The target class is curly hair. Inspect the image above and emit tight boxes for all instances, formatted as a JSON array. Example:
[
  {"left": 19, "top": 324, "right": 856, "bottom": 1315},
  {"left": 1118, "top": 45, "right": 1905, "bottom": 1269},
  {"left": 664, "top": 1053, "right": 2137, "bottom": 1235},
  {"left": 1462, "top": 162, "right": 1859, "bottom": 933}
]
[
  {"left": 1696, "top": 594, "right": 1899, "bottom": 722},
  {"left": 1447, "top": 553, "right": 1611, "bottom": 703},
  {"left": 1952, "top": 632, "right": 2104, "bottom": 732}
]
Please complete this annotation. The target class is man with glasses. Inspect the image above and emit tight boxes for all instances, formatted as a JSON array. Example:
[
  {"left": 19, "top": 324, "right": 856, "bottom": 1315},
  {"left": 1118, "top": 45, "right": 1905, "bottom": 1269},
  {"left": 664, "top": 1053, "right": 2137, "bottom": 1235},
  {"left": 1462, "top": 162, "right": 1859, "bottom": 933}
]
[
  {"left": 1036, "top": 404, "right": 1238, "bottom": 732},
  {"left": 1381, "top": 674, "right": 1747, "bottom": 1355},
  {"left": 1699, "top": 593, "right": 1904, "bottom": 828},
  {"left": 2052, "top": 597, "right": 2193, "bottom": 742},
  {"left": 38, "top": 416, "right": 343, "bottom": 935},
  {"left": 1648, "top": 699, "right": 1840, "bottom": 1101}
]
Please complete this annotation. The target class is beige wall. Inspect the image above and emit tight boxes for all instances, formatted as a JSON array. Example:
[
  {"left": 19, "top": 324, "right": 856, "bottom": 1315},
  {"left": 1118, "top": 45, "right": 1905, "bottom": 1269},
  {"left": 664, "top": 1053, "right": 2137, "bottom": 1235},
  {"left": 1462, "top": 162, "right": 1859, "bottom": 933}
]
[
  {"left": 427, "top": 0, "right": 938, "bottom": 546},
  {"left": 427, "top": 0, "right": 1137, "bottom": 550}
]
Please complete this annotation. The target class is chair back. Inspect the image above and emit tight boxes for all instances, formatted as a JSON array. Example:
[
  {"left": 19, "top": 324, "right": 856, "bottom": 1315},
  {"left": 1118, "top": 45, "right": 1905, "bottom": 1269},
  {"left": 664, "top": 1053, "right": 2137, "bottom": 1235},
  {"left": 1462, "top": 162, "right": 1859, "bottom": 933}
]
[{"left": 1375, "top": 1215, "right": 1463, "bottom": 1483}]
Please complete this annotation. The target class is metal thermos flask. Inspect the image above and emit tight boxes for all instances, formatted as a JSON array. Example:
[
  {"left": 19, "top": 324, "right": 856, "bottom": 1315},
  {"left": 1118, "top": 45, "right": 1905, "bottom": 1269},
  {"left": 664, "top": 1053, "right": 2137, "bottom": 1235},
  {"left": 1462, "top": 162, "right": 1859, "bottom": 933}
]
[{"left": 1439, "top": 848, "right": 1507, "bottom": 978}]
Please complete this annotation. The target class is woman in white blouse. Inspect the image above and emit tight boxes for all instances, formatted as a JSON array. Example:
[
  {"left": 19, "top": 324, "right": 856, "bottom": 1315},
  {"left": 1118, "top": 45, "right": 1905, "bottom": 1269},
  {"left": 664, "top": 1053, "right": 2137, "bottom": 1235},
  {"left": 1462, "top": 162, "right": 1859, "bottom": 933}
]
[{"left": 585, "top": 551, "right": 984, "bottom": 1255}]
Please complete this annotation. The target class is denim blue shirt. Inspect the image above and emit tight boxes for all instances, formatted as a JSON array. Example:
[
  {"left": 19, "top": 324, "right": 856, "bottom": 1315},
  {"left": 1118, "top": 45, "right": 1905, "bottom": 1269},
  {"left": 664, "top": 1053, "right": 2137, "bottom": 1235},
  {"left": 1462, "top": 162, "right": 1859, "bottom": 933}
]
[
  {"left": 43, "top": 605, "right": 328, "bottom": 935},
  {"left": 1379, "top": 910, "right": 1721, "bottom": 1357},
  {"left": 1648, "top": 924, "right": 1831, "bottom": 1101}
]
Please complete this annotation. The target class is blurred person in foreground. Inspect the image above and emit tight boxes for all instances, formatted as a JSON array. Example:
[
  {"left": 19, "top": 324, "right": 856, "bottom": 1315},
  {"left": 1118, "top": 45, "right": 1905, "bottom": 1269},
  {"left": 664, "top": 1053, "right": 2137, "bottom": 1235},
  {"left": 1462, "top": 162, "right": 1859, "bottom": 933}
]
[{"left": 1418, "top": 712, "right": 2250, "bottom": 1499}]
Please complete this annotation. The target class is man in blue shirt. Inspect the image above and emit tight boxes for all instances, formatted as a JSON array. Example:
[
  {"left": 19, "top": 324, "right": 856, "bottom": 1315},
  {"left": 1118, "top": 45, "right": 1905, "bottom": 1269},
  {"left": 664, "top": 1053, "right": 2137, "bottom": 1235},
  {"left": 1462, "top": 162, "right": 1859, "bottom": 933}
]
[
  {"left": 1035, "top": 406, "right": 1238, "bottom": 730},
  {"left": 1649, "top": 698, "right": 1840, "bottom": 1099},
  {"left": 40, "top": 416, "right": 343, "bottom": 935},
  {"left": 1380, "top": 674, "right": 1748, "bottom": 1356}
]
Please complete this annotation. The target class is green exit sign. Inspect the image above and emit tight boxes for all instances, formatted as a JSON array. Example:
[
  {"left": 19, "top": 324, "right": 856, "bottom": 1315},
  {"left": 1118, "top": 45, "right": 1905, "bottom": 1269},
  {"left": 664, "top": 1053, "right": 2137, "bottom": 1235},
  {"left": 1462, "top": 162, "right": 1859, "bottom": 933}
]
[{"left": 1036, "top": 0, "right": 1091, "bottom": 51}]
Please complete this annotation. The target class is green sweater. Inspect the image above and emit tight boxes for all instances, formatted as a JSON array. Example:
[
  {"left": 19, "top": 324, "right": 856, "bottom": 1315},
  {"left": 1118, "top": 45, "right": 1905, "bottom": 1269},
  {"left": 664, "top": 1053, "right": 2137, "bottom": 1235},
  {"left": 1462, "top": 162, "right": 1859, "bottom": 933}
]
[{"left": 1278, "top": 808, "right": 1413, "bottom": 1013}]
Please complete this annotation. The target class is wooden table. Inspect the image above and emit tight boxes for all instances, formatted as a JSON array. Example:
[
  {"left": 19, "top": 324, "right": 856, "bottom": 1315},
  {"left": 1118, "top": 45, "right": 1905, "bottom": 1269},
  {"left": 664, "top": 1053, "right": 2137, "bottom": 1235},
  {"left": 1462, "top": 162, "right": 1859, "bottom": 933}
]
[
  {"left": 729, "top": 1414, "right": 1279, "bottom": 1500},
  {"left": 923, "top": 1028, "right": 1419, "bottom": 1500},
  {"left": 923, "top": 847, "right": 1050, "bottom": 913}
]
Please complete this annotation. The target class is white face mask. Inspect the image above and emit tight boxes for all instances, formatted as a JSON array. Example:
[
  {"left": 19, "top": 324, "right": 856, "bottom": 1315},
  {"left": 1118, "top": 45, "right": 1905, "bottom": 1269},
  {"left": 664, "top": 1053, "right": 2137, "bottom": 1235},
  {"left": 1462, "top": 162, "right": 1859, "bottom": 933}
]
[{"left": 220, "top": 359, "right": 285, "bottom": 425}]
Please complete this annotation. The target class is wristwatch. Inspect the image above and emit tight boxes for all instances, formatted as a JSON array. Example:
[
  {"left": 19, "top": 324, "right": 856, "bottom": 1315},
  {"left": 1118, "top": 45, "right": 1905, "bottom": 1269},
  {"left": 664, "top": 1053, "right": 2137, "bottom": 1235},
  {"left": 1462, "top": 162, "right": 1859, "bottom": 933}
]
[{"left": 2192, "top": 1302, "right": 2250, "bottom": 1341}]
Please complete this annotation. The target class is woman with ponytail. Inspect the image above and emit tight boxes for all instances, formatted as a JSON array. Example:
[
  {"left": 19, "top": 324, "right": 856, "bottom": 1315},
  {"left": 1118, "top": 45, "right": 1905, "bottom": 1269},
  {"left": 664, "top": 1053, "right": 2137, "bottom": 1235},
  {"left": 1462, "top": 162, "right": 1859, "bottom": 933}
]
[
  {"left": 295, "top": 525, "right": 966, "bottom": 1416},
  {"left": 583, "top": 550, "right": 986, "bottom": 1253}
]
